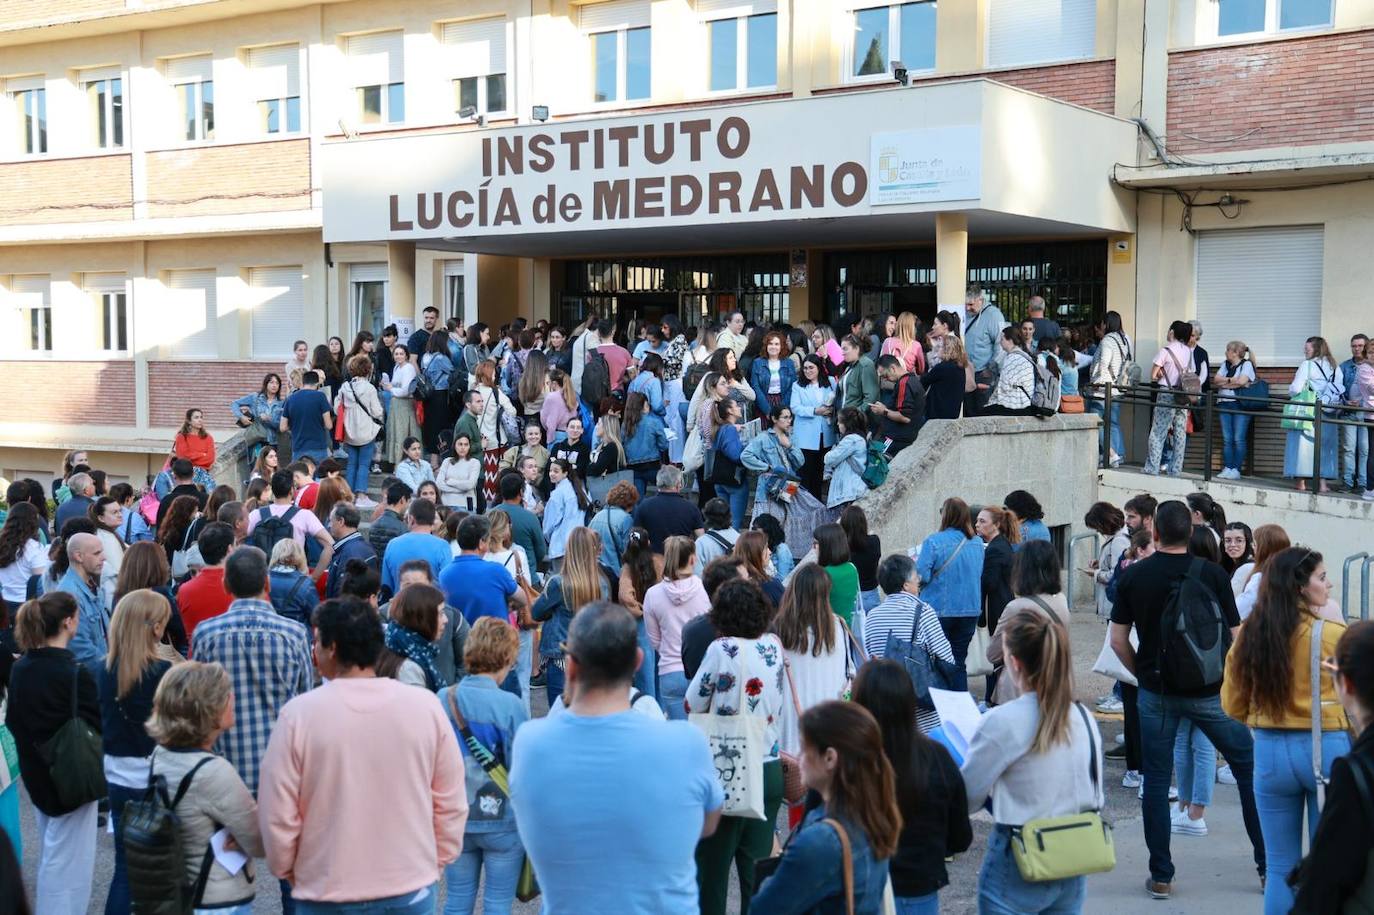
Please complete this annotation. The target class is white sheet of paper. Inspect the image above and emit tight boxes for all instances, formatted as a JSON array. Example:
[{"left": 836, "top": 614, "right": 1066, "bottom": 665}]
[
  {"left": 210, "top": 828, "right": 248, "bottom": 876},
  {"left": 930, "top": 688, "right": 985, "bottom": 758}
]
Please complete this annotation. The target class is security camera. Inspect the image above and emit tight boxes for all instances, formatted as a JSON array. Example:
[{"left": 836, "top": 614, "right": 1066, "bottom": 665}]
[
  {"left": 458, "top": 105, "right": 485, "bottom": 127},
  {"left": 891, "top": 61, "right": 909, "bottom": 86}
]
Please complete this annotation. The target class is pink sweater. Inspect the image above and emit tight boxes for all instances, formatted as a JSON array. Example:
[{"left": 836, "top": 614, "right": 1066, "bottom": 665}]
[
  {"left": 643, "top": 577, "right": 711, "bottom": 674},
  {"left": 258, "top": 677, "right": 467, "bottom": 902}
]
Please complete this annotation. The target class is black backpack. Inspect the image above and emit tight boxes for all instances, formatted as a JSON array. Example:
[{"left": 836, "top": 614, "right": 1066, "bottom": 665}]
[
  {"left": 248, "top": 505, "right": 299, "bottom": 556},
  {"left": 121, "top": 756, "right": 218, "bottom": 915},
  {"left": 1158, "top": 558, "right": 1232, "bottom": 692},
  {"left": 581, "top": 350, "right": 611, "bottom": 408}
]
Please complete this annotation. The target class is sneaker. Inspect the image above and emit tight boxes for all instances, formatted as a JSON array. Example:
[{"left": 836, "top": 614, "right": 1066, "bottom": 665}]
[
  {"left": 1139, "top": 784, "right": 1181, "bottom": 801},
  {"left": 1105, "top": 743, "right": 1128, "bottom": 760},
  {"left": 1146, "top": 879, "right": 1172, "bottom": 900},
  {"left": 1171, "top": 810, "right": 1208, "bottom": 836},
  {"left": 1217, "top": 764, "right": 1237, "bottom": 785},
  {"left": 354, "top": 495, "right": 378, "bottom": 510},
  {"left": 1122, "top": 770, "right": 1142, "bottom": 789},
  {"left": 1097, "top": 697, "right": 1124, "bottom": 713},
  {"left": 1364, "top": 490, "right": 1374, "bottom": 502}
]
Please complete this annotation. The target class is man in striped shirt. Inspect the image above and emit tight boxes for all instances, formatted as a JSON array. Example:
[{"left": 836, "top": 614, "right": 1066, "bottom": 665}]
[
  {"left": 191, "top": 545, "right": 313, "bottom": 796},
  {"left": 862, "top": 552, "right": 956, "bottom": 734}
]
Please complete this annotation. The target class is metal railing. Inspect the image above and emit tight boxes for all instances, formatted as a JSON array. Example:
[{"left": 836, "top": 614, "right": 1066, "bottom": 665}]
[
  {"left": 1362, "top": 556, "right": 1374, "bottom": 622},
  {"left": 1066, "top": 532, "right": 1101, "bottom": 610},
  {"left": 1100, "top": 381, "right": 1369, "bottom": 490},
  {"left": 1343, "top": 552, "right": 1370, "bottom": 623}
]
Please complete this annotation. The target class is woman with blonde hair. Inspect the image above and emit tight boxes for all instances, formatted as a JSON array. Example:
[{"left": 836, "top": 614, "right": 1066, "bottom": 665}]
[
  {"left": 881, "top": 311, "right": 927, "bottom": 375},
  {"left": 267, "top": 538, "right": 317, "bottom": 629},
  {"left": 921, "top": 333, "right": 970, "bottom": 420},
  {"left": 1286, "top": 335, "right": 1343, "bottom": 492},
  {"left": 99, "top": 589, "right": 180, "bottom": 914},
  {"left": 962, "top": 608, "right": 1104, "bottom": 912},
  {"left": 1215, "top": 340, "right": 1259, "bottom": 480},
  {"left": 517, "top": 348, "right": 549, "bottom": 419},
  {"left": 1237, "top": 524, "right": 1293, "bottom": 619},
  {"left": 539, "top": 368, "right": 580, "bottom": 443},
  {"left": 532, "top": 526, "right": 611, "bottom": 706},
  {"left": 145, "top": 662, "right": 265, "bottom": 913}
]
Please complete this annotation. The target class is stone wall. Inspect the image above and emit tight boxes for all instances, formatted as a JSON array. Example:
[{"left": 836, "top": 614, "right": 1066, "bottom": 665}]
[{"left": 856, "top": 414, "right": 1102, "bottom": 556}]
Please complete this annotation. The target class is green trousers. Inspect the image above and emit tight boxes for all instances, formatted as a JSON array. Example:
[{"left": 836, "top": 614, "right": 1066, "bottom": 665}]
[{"left": 696, "top": 758, "right": 784, "bottom": 915}]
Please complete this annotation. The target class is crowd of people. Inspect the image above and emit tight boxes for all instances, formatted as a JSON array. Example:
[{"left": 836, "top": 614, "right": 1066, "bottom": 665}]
[{"left": 2, "top": 296, "right": 1374, "bottom": 915}]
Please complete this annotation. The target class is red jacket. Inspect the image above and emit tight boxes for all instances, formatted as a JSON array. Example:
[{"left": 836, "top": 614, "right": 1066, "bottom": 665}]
[
  {"left": 178, "top": 567, "right": 232, "bottom": 648},
  {"left": 174, "top": 432, "right": 216, "bottom": 469}
]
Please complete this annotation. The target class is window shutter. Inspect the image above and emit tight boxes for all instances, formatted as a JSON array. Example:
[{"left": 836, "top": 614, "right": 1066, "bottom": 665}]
[
  {"left": 345, "top": 31, "right": 404, "bottom": 86},
  {"left": 78, "top": 65, "right": 123, "bottom": 84},
  {"left": 4, "top": 75, "right": 44, "bottom": 92},
  {"left": 580, "top": 0, "right": 651, "bottom": 32},
  {"left": 986, "top": 0, "right": 1096, "bottom": 69},
  {"left": 247, "top": 44, "right": 300, "bottom": 99},
  {"left": 442, "top": 19, "right": 508, "bottom": 78},
  {"left": 83, "top": 272, "right": 126, "bottom": 293},
  {"left": 350, "top": 262, "right": 388, "bottom": 283},
  {"left": 696, "top": 0, "right": 776, "bottom": 20},
  {"left": 1196, "top": 226, "right": 1323, "bottom": 367},
  {"left": 10, "top": 275, "right": 49, "bottom": 305},
  {"left": 164, "top": 55, "right": 211, "bottom": 83},
  {"left": 248, "top": 267, "right": 305, "bottom": 357},
  {"left": 443, "top": 259, "right": 465, "bottom": 277},
  {"left": 165, "top": 269, "right": 218, "bottom": 358}
]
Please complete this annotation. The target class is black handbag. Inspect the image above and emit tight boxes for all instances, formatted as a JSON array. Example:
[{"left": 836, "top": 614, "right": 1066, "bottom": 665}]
[
  {"left": 884, "top": 603, "right": 961, "bottom": 712},
  {"left": 37, "top": 667, "right": 106, "bottom": 810}
]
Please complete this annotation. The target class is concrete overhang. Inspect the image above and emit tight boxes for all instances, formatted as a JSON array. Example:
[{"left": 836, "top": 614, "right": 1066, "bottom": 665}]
[
  {"left": 1113, "top": 150, "right": 1374, "bottom": 190},
  {"left": 321, "top": 79, "right": 1138, "bottom": 257}
]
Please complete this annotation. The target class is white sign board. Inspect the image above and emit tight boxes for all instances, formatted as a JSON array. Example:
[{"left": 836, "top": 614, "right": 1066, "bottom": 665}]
[{"left": 869, "top": 126, "right": 981, "bottom": 206}]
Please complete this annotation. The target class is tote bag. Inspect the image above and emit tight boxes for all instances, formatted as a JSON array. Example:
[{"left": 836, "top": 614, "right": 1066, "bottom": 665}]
[
  {"left": 689, "top": 651, "right": 768, "bottom": 820},
  {"left": 966, "top": 620, "right": 994, "bottom": 678},
  {"left": 682, "top": 427, "right": 706, "bottom": 474}
]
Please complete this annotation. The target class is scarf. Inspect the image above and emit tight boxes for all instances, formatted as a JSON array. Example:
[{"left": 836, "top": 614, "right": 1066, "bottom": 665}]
[{"left": 384, "top": 619, "right": 447, "bottom": 691}]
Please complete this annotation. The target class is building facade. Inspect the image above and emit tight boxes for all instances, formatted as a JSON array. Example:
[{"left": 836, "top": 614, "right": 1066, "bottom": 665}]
[{"left": 2, "top": 0, "right": 1372, "bottom": 485}]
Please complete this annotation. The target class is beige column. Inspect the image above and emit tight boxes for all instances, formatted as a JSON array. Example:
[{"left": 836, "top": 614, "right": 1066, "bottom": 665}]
[
  {"left": 935, "top": 212, "right": 969, "bottom": 309},
  {"left": 386, "top": 241, "right": 416, "bottom": 330}
]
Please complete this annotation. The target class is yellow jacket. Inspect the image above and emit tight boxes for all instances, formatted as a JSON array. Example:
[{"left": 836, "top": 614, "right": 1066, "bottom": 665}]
[{"left": 1222, "top": 615, "right": 1349, "bottom": 731}]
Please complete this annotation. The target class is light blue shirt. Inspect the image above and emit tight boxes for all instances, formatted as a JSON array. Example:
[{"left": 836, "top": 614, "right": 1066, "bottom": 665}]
[
  {"left": 380, "top": 531, "right": 452, "bottom": 595},
  {"left": 60, "top": 567, "right": 108, "bottom": 673},
  {"left": 510, "top": 710, "right": 723, "bottom": 915},
  {"left": 965, "top": 304, "right": 1007, "bottom": 373}
]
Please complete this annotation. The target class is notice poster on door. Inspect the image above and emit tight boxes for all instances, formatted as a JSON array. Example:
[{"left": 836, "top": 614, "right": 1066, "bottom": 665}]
[{"left": 869, "top": 126, "right": 981, "bottom": 206}]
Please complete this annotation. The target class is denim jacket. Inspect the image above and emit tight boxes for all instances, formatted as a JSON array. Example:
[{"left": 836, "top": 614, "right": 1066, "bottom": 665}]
[
  {"left": 589, "top": 506, "right": 633, "bottom": 571},
  {"left": 422, "top": 352, "right": 454, "bottom": 391},
  {"left": 741, "top": 430, "right": 803, "bottom": 503},
  {"left": 751, "top": 809, "right": 889, "bottom": 915},
  {"left": 229, "top": 392, "right": 283, "bottom": 445},
  {"left": 916, "top": 528, "right": 985, "bottom": 619},
  {"left": 438, "top": 676, "right": 527, "bottom": 834},
  {"left": 821, "top": 433, "right": 867, "bottom": 508},
  {"left": 533, "top": 573, "right": 611, "bottom": 658},
  {"left": 623, "top": 413, "right": 668, "bottom": 465},
  {"left": 60, "top": 568, "right": 108, "bottom": 674},
  {"left": 628, "top": 372, "right": 666, "bottom": 417},
  {"left": 750, "top": 358, "right": 797, "bottom": 417}
]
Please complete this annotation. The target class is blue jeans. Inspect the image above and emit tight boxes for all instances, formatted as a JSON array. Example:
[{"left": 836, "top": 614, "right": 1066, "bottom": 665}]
[
  {"left": 894, "top": 892, "right": 939, "bottom": 914},
  {"left": 1342, "top": 423, "right": 1369, "bottom": 488},
  {"left": 1220, "top": 410, "right": 1251, "bottom": 472},
  {"left": 1087, "top": 396, "right": 1124, "bottom": 461},
  {"left": 1253, "top": 727, "right": 1350, "bottom": 915},
  {"left": 442, "top": 830, "right": 524, "bottom": 915},
  {"left": 544, "top": 658, "right": 565, "bottom": 708},
  {"left": 1175, "top": 721, "right": 1216, "bottom": 808},
  {"left": 344, "top": 441, "right": 375, "bottom": 495},
  {"left": 658, "top": 670, "right": 689, "bottom": 720},
  {"left": 105, "top": 782, "right": 144, "bottom": 915},
  {"left": 979, "top": 826, "right": 1085, "bottom": 914},
  {"left": 515, "top": 629, "right": 533, "bottom": 715},
  {"left": 631, "top": 464, "right": 658, "bottom": 498},
  {"left": 1136, "top": 688, "right": 1265, "bottom": 883},
  {"left": 939, "top": 616, "right": 977, "bottom": 693},
  {"left": 715, "top": 482, "right": 748, "bottom": 530},
  {"left": 633, "top": 617, "right": 657, "bottom": 702},
  {"left": 295, "top": 883, "right": 436, "bottom": 915}
]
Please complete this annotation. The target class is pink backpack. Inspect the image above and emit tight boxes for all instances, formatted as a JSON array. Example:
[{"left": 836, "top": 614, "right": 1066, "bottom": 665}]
[{"left": 138, "top": 488, "right": 161, "bottom": 526}]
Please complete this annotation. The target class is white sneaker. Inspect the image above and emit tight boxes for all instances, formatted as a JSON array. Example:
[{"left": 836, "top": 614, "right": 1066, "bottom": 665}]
[
  {"left": 1122, "top": 770, "right": 1142, "bottom": 789},
  {"left": 1171, "top": 810, "right": 1208, "bottom": 836},
  {"left": 354, "top": 495, "right": 378, "bottom": 510},
  {"left": 1218, "top": 468, "right": 1239, "bottom": 480},
  {"left": 1139, "top": 784, "right": 1181, "bottom": 801},
  {"left": 1217, "top": 764, "right": 1237, "bottom": 785},
  {"left": 1096, "top": 697, "right": 1124, "bottom": 713},
  {"left": 1364, "top": 490, "right": 1374, "bottom": 502}
]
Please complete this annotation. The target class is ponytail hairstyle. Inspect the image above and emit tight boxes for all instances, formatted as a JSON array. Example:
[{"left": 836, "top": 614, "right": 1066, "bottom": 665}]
[
  {"left": 1002, "top": 608, "right": 1074, "bottom": 753},
  {"left": 621, "top": 527, "right": 658, "bottom": 606},
  {"left": 1186, "top": 491, "right": 1227, "bottom": 542},
  {"left": 663, "top": 535, "right": 697, "bottom": 581},
  {"left": 979, "top": 505, "right": 1021, "bottom": 545},
  {"left": 1036, "top": 337, "right": 1062, "bottom": 379},
  {"left": 338, "top": 557, "right": 381, "bottom": 604},
  {"left": 15, "top": 591, "right": 79, "bottom": 651},
  {"left": 798, "top": 701, "right": 903, "bottom": 859},
  {"left": 1231, "top": 547, "right": 1324, "bottom": 721}
]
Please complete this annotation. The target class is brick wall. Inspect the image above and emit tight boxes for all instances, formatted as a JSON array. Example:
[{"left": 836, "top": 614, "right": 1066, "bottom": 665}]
[
  {"left": 980, "top": 59, "right": 1117, "bottom": 113},
  {"left": 148, "top": 361, "right": 283, "bottom": 429},
  {"left": 0, "top": 361, "right": 135, "bottom": 425},
  {"left": 145, "top": 139, "right": 312, "bottom": 219},
  {"left": 1167, "top": 30, "right": 1374, "bottom": 155},
  {"left": 0, "top": 155, "right": 132, "bottom": 225}
]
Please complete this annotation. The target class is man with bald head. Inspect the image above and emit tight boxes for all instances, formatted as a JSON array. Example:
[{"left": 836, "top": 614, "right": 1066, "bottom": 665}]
[{"left": 58, "top": 531, "right": 108, "bottom": 672}]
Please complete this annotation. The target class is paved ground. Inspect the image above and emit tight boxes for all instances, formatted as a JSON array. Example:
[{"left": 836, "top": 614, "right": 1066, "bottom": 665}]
[{"left": 21, "top": 610, "right": 1268, "bottom": 914}]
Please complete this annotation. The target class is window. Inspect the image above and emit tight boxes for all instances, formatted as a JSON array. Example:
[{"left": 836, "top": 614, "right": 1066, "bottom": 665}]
[
  {"left": 248, "top": 44, "right": 302, "bottom": 135},
  {"left": 443, "top": 260, "right": 466, "bottom": 322},
  {"left": 1196, "top": 226, "right": 1323, "bottom": 366},
  {"left": 165, "top": 56, "right": 214, "bottom": 142},
  {"left": 986, "top": 0, "right": 1095, "bottom": 69},
  {"left": 164, "top": 269, "right": 218, "bottom": 358},
  {"left": 85, "top": 273, "right": 129, "bottom": 353},
  {"left": 443, "top": 19, "right": 509, "bottom": 116},
  {"left": 8, "top": 275, "right": 52, "bottom": 353},
  {"left": 350, "top": 263, "right": 388, "bottom": 338},
  {"left": 704, "top": 3, "right": 777, "bottom": 93},
  {"left": 582, "top": 1, "right": 652, "bottom": 103},
  {"left": 1216, "top": 0, "right": 1332, "bottom": 36},
  {"left": 8, "top": 80, "right": 45, "bottom": 154},
  {"left": 82, "top": 71, "right": 124, "bottom": 148},
  {"left": 248, "top": 267, "right": 304, "bottom": 357},
  {"left": 848, "top": 2, "right": 935, "bottom": 80},
  {"left": 345, "top": 32, "right": 405, "bottom": 125}
]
